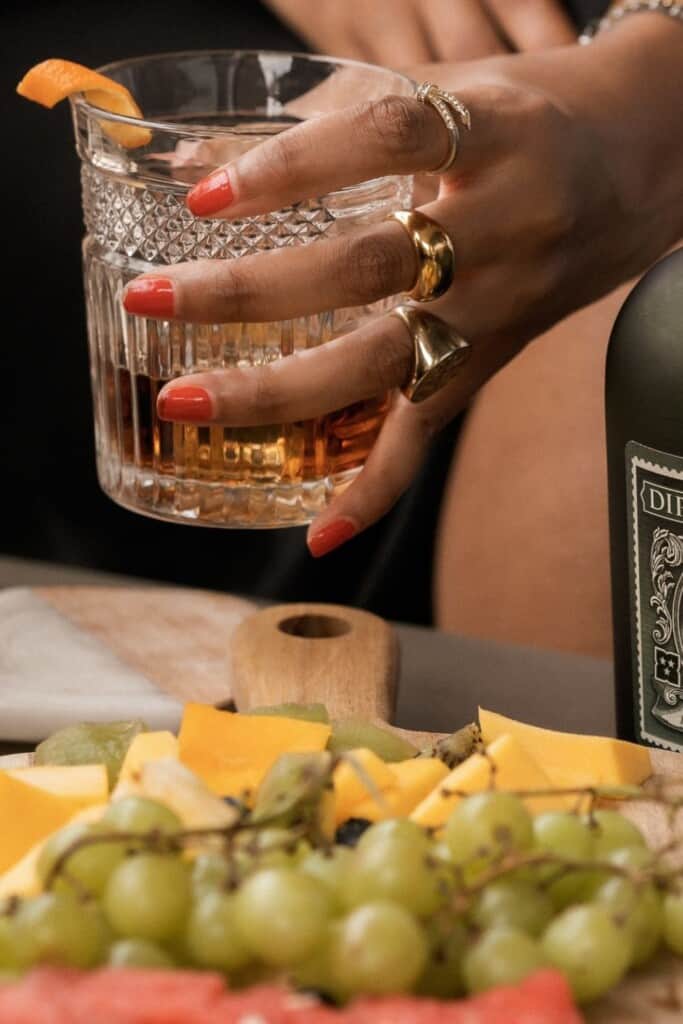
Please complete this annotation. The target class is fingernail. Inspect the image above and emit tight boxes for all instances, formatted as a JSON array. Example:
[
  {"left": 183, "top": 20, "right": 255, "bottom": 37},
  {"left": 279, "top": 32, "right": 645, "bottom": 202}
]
[
  {"left": 187, "top": 169, "right": 234, "bottom": 217},
  {"left": 123, "top": 277, "right": 175, "bottom": 318},
  {"left": 308, "top": 518, "right": 357, "bottom": 558},
  {"left": 157, "top": 385, "right": 213, "bottom": 422}
]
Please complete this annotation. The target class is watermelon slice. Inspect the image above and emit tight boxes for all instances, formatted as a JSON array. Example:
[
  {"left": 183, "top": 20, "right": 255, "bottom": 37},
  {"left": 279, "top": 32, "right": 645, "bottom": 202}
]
[
  {"left": 0, "top": 968, "right": 583, "bottom": 1023},
  {"left": 348, "top": 971, "right": 583, "bottom": 1024}
]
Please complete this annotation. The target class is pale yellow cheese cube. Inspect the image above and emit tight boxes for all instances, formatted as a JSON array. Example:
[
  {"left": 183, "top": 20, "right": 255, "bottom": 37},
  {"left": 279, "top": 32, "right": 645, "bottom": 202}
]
[
  {"left": 410, "top": 734, "right": 572, "bottom": 828},
  {"left": 479, "top": 707, "right": 652, "bottom": 789},
  {"left": 7, "top": 765, "right": 109, "bottom": 811},
  {"left": 118, "top": 731, "right": 179, "bottom": 784}
]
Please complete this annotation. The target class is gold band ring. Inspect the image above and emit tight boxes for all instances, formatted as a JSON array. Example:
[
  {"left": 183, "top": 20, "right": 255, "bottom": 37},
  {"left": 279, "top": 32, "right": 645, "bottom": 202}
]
[
  {"left": 391, "top": 304, "right": 470, "bottom": 403},
  {"left": 390, "top": 209, "right": 456, "bottom": 303},
  {"left": 415, "top": 82, "right": 471, "bottom": 175}
]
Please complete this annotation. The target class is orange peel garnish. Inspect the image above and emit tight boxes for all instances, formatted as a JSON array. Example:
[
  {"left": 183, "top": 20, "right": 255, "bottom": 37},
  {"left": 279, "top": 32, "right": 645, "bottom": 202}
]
[{"left": 17, "top": 58, "right": 152, "bottom": 149}]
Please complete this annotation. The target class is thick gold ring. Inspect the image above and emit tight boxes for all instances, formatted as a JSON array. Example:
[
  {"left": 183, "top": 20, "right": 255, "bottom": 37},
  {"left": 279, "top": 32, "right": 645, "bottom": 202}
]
[
  {"left": 415, "top": 82, "right": 471, "bottom": 176},
  {"left": 391, "top": 304, "right": 470, "bottom": 403},
  {"left": 390, "top": 209, "right": 455, "bottom": 303}
]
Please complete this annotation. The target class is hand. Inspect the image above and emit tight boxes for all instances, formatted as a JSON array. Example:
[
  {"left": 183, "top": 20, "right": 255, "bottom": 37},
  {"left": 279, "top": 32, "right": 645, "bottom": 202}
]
[
  {"left": 265, "top": 0, "right": 576, "bottom": 64},
  {"left": 122, "top": 29, "right": 683, "bottom": 556}
]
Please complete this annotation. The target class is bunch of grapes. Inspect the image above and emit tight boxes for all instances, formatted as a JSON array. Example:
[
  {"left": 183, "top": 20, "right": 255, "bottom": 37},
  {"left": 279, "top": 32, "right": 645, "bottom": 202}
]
[{"left": 2, "top": 755, "right": 683, "bottom": 1007}]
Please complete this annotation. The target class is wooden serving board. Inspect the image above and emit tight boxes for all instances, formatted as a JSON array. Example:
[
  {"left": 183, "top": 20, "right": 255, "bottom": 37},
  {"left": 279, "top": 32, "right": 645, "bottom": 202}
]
[
  {"left": 4, "top": 586, "right": 683, "bottom": 1019},
  {"left": 0, "top": 585, "right": 256, "bottom": 741}
]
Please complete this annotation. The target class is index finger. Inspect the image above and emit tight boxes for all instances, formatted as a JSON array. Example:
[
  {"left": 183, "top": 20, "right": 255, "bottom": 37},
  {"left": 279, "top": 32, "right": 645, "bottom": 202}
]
[{"left": 185, "top": 92, "right": 489, "bottom": 220}]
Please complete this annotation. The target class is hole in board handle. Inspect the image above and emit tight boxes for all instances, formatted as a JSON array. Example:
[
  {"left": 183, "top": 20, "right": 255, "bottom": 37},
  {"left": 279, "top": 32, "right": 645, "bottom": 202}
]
[{"left": 278, "top": 614, "right": 352, "bottom": 639}]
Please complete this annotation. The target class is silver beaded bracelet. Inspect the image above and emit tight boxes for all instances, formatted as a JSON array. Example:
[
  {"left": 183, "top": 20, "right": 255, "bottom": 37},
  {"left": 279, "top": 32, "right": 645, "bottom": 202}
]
[{"left": 579, "top": 0, "right": 683, "bottom": 43}]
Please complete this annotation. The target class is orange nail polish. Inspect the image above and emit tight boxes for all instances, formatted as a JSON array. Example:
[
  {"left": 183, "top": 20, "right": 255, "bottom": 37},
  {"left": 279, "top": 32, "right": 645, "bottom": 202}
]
[
  {"left": 157, "top": 385, "right": 213, "bottom": 422},
  {"left": 123, "top": 277, "right": 175, "bottom": 318},
  {"left": 187, "top": 169, "right": 234, "bottom": 217},
  {"left": 308, "top": 518, "right": 357, "bottom": 558}
]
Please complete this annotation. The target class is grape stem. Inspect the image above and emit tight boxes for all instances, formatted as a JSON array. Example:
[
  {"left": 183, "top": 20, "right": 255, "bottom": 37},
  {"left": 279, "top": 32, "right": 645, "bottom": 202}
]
[{"left": 40, "top": 815, "right": 303, "bottom": 896}]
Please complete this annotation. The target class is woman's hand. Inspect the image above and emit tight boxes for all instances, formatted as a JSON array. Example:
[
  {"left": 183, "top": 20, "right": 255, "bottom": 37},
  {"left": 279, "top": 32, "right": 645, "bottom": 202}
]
[
  {"left": 265, "top": 0, "right": 576, "bottom": 63},
  {"left": 122, "top": 23, "right": 683, "bottom": 556}
]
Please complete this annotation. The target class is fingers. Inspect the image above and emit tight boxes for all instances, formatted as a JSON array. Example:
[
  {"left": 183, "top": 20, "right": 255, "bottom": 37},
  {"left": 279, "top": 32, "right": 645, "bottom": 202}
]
[
  {"left": 123, "top": 222, "right": 417, "bottom": 325},
  {"left": 422, "top": 0, "right": 508, "bottom": 60},
  {"left": 185, "top": 92, "right": 488, "bottom": 220},
  {"left": 307, "top": 394, "right": 441, "bottom": 556},
  {"left": 348, "top": 3, "right": 435, "bottom": 65},
  {"left": 485, "top": 0, "right": 576, "bottom": 49},
  {"left": 155, "top": 314, "right": 415, "bottom": 427},
  {"left": 306, "top": 320, "right": 524, "bottom": 556},
  {"left": 123, "top": 175, "right": 506, "bottom": 325}
]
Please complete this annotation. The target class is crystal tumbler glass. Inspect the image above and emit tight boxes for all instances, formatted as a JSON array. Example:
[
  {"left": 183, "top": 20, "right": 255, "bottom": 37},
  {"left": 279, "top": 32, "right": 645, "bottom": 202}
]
[{"left": 70, "top": 51, "right": 414, "bottom": 528}]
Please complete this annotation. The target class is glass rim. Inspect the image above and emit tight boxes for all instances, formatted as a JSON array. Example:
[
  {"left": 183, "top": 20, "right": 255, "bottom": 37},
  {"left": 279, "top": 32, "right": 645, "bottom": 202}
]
[{"left": 71, "top": 48, "right": 416, "bottom": 137}]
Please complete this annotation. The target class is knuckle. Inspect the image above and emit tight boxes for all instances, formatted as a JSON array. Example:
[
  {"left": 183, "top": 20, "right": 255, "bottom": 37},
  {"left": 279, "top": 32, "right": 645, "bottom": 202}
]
[
  {"left": 249, "top": 365, "right": 282, "bottom": 419},
  {"left": 367, "top": 327, "right": 413, "bottom": 393},
  {"left": 343, "top": 233, "right": 407, "bottom": 303},
  {"left": 267, "top": 131, "right": 302, "bottom": 184},
  {"left": 207, "top": 262, "right": 257, "bottom": 319},
  {"left": 364, "top": 95, "right": 426, "bottom": 159}
]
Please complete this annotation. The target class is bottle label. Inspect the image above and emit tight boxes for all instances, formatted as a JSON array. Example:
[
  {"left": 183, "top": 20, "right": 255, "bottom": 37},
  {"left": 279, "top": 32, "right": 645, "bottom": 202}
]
[{"left": 627, "top": 441, "right": 683, "bottom": 751}]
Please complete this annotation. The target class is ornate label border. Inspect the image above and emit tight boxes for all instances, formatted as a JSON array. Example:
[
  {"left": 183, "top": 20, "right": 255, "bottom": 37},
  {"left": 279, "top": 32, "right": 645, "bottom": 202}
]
[{"left": 628, "top": 442, "right": 683, "bottom": 751}]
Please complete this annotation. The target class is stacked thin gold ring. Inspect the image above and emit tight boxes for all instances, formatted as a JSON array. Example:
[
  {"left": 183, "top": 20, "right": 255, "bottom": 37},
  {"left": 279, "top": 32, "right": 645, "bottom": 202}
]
[{"left": 415, "top": 83, "right": 471, "bottom": 175}]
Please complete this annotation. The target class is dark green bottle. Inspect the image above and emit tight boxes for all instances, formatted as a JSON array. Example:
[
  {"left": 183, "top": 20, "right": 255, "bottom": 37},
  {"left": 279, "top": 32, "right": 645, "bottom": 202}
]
[{"left": 606, "top": 247, "right": 683, "bottom": 748}]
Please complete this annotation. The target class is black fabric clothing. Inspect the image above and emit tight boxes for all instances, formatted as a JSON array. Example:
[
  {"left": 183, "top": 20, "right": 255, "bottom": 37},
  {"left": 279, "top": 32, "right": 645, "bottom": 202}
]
[{"left": 3, "top": 0, "right": 608, "bottom": 625}]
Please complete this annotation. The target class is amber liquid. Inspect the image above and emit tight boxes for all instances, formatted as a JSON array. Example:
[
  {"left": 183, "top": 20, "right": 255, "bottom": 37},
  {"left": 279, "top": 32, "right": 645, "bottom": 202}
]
[{"left": 105, "top": 361, "right": 388, "bottom": 498}]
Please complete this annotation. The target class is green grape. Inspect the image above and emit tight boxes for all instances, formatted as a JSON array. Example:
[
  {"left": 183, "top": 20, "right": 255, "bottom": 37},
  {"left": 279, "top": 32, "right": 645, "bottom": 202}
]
[
  {"left": 191, "top": 852, "right": 232, "bottom": 896},
  {"left": 247, "top": 703, "right": 330, "bottom": 724},
  {"left": 235, "top": 828, "right": 310, "bottom": 875},
  {"left": 102, "top": 796, "right": 182, "bottom": 836},
  {"left": 532, "top": 811, "right": 599, "bottom": 909},
  {"left": 13, "top": 893, "right": 108, "bottom": 969},
  {"left": 462, "top": 926, "right": 548, "bottom": 994},
  {"left": 233, "top": 868, "right": 332, "bottom": 968},
  {"left": 34, "top": 720, "right": 146, "bottom": 787},
  {"left": 343, "top": 830, "right": 445, "bottom": 917},
  {"left": 445, "top": 793, "right": 533, "bottom": 870},
  {"left": 546, "top": 871, "right": 603, "bottom": 912},
  {"left": 533, "top": 812, "right": 593, "bottom": 862},
  {"left": 541, "top": 904, "right": 631, "bottom": 1003},
  {"left": 290, "top": 926, "right": 339, "bottom": 998},
  {"left": 329, "top": 901, "right": 428, "bottom": 997},
  {"left": 416, "top": 917, "right": 467, "bottom": 998},
  {"left": 38, "top": 822, "right": 125, "bottom": 897},
  {"left": 431, "top": 841, "right": 454, "bottom": 866},
  {"left": 593, "top": 850, "right": 662, "bottom": 968},
  {"left": 107, "top": 938, "right": 175, "bottom": 968},
  {"left": 327, "top": 720, "right": 417, "bottom": 762},
  {"left": 0, "top": 915, "right": 20, "bottom": 971},
  {"left": 587, "top": 811, "right": 646, "bottom": 858},
  {"left": 299, "top": 847, "right": 353, "bottom": 913},
  {"left": 356, "top": 819, "right": 430, "bottom": 854},
  {"left": 104, "top": 854, "right": 191, "bottom": 942},
  {"left": 185, "top": 890, "right": 251, "bottom": 972},
  {"left": 470, "top": 880, "right": 554, "bottom": 938},
  {"left": 663, "top": 891, "right": 683, "bottom": 955},
  {"left": 250, "top": 752, "right": 334, "bottom": 839}
]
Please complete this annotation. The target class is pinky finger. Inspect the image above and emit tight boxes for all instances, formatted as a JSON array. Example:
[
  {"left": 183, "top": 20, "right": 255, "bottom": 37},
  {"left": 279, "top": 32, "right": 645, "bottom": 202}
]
[
  {"left": 306, "top": 321, "right": 525, "bottom": 557},
  {"left": 307, "top": 391, "right": 450, "bottom": 557}
]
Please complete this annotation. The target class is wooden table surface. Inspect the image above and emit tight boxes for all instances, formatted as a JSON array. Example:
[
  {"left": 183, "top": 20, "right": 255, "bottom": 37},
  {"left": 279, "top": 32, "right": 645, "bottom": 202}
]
[{"left": 0, "top": 554, "right": 614, "bottom": 752}]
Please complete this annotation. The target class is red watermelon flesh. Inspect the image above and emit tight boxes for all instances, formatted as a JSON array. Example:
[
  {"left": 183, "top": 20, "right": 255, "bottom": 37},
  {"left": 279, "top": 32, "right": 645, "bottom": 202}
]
[
  {"left": 0, "top": 968, "right": 583, "bottom": 1023},
  {"left": 348, "top": 970, "right": 583, "bottom": 1024}
]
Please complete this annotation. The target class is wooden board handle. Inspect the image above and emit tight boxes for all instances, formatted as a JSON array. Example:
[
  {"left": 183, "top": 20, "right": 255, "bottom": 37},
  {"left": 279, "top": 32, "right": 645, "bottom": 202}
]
[{"left": 229, "top": 603, "right": 399, "bottom": 722}]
